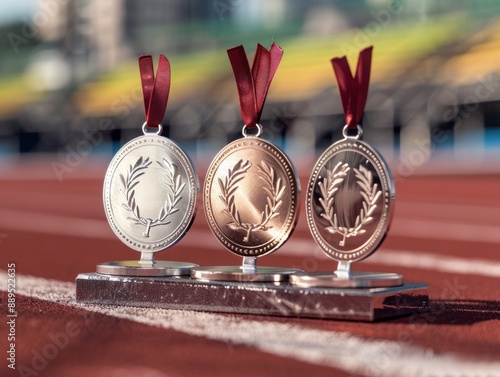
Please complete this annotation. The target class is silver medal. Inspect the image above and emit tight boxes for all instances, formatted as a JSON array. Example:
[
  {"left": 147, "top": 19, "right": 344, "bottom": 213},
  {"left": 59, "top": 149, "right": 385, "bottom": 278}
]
[{"left": 99, "top": 125, "right": 198, "bottom": 276}]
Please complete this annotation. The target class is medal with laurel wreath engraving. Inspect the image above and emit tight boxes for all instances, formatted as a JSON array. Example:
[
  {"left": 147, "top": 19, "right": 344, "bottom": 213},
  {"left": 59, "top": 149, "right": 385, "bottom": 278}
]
[
  {"left": 204, "top": 135, "right": 299, "bottom": 258},
  {"left": 191, "top": 126, "right": 301, "bottom": 282},
  {"left": 290, "top": 46, "right": 404, "bottom": 288},
  {"left": 191, "top": 43, "right": 302, "bottom": 282},
  {"left": 99, "top": 130, "right": 199, "bottom": 277},
  {"left": 103, "top": 133, "right": 198, "bottom": 254},
  {"left": 306, "top": 138, "right": 394, "bottom": 262},
  {"left": 97, "top": 54, "right": 198, "bottom": 276}
]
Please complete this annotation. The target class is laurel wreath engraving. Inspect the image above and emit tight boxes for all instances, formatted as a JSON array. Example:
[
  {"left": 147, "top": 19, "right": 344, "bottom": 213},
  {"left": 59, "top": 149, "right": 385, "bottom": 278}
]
[
  {"left": 120, "top": 156, "right": 185, "bottom": 237},
  {"left": 218, "top": 159, "right": 285, "bottom": 243},
  {"left": 318, "top": 162, "right": 382, "bottom": 246}
]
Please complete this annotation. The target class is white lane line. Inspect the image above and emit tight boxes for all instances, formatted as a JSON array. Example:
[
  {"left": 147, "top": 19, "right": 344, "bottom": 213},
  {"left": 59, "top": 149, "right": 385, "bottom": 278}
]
[
  {"left": 396, "top": 201, "right": 500, "bottom": 222},
  {"left": 276, "top": 240, "right": 500, "bottom": 278},
  {"left": 367, "top": 250, "right": 500, "bottom": 278},
  {"left": 2, "top": 208, "right": 500, "bottom": 245},
  {"left": 393, "top": 218, "right": 500, "bottom": 244},
  {"left": 0, "top": 209, "right": 113, "bottom": 240},
  {"left": 1, "top": 271, "right": 499, "bottom": 377},
  {"left": 2, "top": 210, "right": 500, "bottom": 278},
  {"left": 0, "top": 162, "right": 106, "bottom": 181},
  {"left": 0, "top": 191, "right": 100, "bottom": 212}
]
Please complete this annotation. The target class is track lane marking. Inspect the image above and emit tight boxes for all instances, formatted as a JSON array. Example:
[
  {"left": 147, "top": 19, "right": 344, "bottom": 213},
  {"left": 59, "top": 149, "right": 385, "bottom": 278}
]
[
  {"left": 396, "top": 201, "right": 500, "bottom": 222},
  {"left": 367, "top": 250, "right": 500, "bottom": 278},
  {"left": 2, "top": 210, "right": 500, "bottom": 277},
  {"left": 0, "top": 209, "right": 113, "bottom": 239},
  {"left": 276, "top": 239, "right": 500, "bottom": 278},
  {"left": 2, "top": 209, "right": 500, "bottom": 245},
  {"left": 0, "top": 271, "right": 499, "bottom": 377},
  {"left": 393, "top": 218, "right": 500, "bottom": 244}
]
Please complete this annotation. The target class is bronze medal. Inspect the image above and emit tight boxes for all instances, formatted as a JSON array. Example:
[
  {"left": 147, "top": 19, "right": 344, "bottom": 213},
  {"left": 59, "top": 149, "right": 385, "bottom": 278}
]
[
  {"left": 204, "top": 136, "right": 299, "bottom": 257},
  {"left": 306, "top": 138, "right": 394, "bottom": 262},
  {"left": 191, "top": 43, "right": 302, "bottom": 282},
  {"left": 290, "top": 47, "right": 404, "bottom": 288}
]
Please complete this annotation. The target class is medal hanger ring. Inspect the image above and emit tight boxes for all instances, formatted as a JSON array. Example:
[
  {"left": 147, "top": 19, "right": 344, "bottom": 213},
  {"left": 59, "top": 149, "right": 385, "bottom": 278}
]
[
  {"left": 142, "top": 122, "right": 163, "bottom": 135},
  {"left": 342, "top": 124, "right": 363, "bottom": 140},
  {"left": 242, "top": 123, "right": 263, "bottom": 138}
]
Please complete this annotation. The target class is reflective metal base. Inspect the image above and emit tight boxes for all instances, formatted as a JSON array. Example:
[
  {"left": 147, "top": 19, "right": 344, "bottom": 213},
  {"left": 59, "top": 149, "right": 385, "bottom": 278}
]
[
  {"left": 76, "top": 272, "right": 429, "bottom": 321},
  {"left": 191, "top": 266, "right": 302, "bottom": 282},
  {"left": 96, "top": 260, "right": 198, "bottom": 277},
  {"left": 290, "top": 271, "right": 404, "bottom": 288}
]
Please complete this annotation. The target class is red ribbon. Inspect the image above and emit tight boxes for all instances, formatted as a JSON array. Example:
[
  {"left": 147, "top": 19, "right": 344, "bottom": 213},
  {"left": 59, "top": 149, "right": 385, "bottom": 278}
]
[
  {"left": 138, "top": 54, "right": 171, "bottom": 128},
  {"left": 227, "top": 43, "right": 283, "bottom": 128},
  {"left": 331, "top": 46, "right": 373, "bottom": 130}
]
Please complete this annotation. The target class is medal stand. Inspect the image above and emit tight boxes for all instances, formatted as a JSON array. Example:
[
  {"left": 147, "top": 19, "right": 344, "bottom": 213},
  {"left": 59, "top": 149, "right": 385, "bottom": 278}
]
[
  {"left": 97, "top": 251, "right": 197, "bottom": 277},
  {"left": 77, "top": 46, "right": 429, "bottom": 321},
  {"left": 290, "top": 261, "right": 404, "bottom": 288},
  {"left": 191, "top": 256, "right": 301, "bottom": 282},
  {"left": 77, "top": 267, "right": 428, "bottom": 321}
]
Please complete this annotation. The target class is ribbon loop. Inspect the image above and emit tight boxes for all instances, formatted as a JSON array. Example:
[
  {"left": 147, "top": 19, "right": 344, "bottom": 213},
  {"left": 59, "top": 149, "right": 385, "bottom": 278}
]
[
  {"left": 227, "top": 43, "right": 283, "bottom": 129},
  {"left": 139, "top": 54, "right": 171, "bottom": 128},
  {"left": 331, "top": 46, "right": 373, "bottom": 130}
]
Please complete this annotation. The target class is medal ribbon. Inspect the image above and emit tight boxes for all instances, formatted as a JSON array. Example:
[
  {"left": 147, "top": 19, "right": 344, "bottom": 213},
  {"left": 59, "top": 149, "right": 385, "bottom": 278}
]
[
  {"left": 139, "top": 54, "right": 171, "bottom": 128},
  {"left": 331, "top": 46, "right": 373, "bottom": 130},
  {"left": 227, "top": 43, "right": 283, "bottom": 128}
]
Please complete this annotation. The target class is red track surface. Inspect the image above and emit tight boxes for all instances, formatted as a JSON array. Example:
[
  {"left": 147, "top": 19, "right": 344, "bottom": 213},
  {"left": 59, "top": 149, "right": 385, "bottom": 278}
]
[{"left": 0, "top": 162, "right": 499, "bottom": 377}]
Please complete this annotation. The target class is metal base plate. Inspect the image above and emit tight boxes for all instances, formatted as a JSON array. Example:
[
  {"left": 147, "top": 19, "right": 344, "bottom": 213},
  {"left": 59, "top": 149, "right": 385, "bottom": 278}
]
[
  {"left": 191, "top": 266, "right": 302, "bottom": 282},
  {"left": 76, "top": 273, "right": 429, "bottom": 321},
  {"left": 96, "top": 261, "right": 198, "bottom": 277},
  {"left": 290, "top": 271, "right": 404, "bottom": 288}
]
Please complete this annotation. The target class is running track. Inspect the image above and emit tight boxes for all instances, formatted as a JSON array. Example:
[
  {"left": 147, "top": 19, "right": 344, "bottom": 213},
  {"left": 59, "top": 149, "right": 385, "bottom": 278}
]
[{"left": 0, "top": 159, "right": 499, "bottom": 377}]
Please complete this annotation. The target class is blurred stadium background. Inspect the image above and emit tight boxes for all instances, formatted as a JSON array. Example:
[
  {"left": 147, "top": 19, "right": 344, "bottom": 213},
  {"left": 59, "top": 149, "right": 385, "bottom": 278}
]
[
  {"left": 1, "top": 4, "right": 500, "bottom": 375},
  {"left": 1, "top": 0, "right": 500, "bottom": 177}
]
